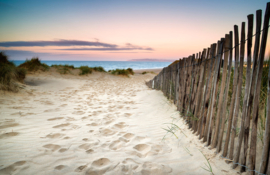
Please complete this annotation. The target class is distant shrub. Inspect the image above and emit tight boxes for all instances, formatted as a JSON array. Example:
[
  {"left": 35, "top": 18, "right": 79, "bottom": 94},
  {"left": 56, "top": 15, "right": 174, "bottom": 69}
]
[
  {"left": 51, "top": 64, "right": 75, "bottom": 69},
  {"left": 51, "top": 64, "right": 74, "bottom": 74},
  {"left": 92, "top": 66, "right": 106, "bottom": 72},
  {"left": 0, "top": 52, "right": 26, "bottom": 91},
  {"left": 142, "top": 71, "right": 147, "bottom": 74},
  {"left": 79, "top": 66, "right": 92, "bottom": 75},
  {"left": 110, "top": 68, "right": 134, "bottom": 77},
  {"left": 18, "top": 57, "right": 49, "bottom": 72}
]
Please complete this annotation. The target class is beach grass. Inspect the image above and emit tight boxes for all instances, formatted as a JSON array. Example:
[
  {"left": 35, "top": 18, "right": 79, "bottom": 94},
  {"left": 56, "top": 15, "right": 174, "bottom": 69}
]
[
  {"left": 79, "top": 66, "right": 92, "bottom": 75},
  {"left": 0, "top": 52, "right": 26, "bottom": 91},
  {"left": 18, "top": 58, "right": 49, "bottom": 72}
]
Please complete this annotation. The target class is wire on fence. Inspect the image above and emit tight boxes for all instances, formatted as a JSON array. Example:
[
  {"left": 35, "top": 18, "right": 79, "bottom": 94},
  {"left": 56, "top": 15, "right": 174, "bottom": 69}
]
[{"left": 220, "top": 155, "right": 267, "bottom": 175}]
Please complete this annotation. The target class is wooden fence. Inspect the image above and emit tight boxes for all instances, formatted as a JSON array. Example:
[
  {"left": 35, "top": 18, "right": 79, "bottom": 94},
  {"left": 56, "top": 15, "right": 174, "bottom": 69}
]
[{"left": 146, "top": 3, "right": 270, "bottom": 175}]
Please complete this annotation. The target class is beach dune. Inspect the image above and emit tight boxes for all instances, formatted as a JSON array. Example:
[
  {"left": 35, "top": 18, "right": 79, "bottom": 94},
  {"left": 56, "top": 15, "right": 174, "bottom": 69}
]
[{"left": 0, "top": 70, "right": 241, "bottom": 174}]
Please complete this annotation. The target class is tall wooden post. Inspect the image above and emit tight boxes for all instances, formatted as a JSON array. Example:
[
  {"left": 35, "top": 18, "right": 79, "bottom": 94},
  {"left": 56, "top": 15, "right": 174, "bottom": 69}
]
[
  {"left": 233, "top": 14, "right": 253, "bottom": 169},
  {"left": 248, "top": 3, "right": 270, "bottom": 174},
  {"left": 223, "top": 25, "right": 240, "bottom": 157}
]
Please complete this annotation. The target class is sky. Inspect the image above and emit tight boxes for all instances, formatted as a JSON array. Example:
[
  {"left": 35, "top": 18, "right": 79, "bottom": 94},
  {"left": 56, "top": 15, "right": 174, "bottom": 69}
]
[{"left": 0, "top": 0, "right": 269, "bottom": 61}]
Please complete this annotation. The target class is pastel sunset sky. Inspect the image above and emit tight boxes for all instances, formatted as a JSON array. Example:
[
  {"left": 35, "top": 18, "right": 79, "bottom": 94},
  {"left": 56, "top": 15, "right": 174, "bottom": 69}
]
[{"left": 0, "top": 0, "right": 269, "bottom": 61}]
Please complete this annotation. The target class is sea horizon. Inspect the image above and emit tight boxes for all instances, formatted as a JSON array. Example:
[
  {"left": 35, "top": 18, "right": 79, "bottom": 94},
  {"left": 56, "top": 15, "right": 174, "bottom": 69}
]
[{"left": 11, "top": 60, "right": 173, "bottom": 71}]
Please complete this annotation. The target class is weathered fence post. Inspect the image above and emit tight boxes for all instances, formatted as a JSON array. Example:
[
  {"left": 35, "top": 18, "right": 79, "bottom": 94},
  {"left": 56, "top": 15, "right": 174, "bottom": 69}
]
[
  {"left": 248, "top": 3, "right": 270, "bottom": 174},
  {"left": 211, "top": 34, "right": 230, "bottom": 149},
  {"left": 206, "top": 38, "right": 224, "bottom": 146},
  {"left": 228, "top": 22, "right": 245, "bottom": 162},
  {"left": 200, "top": 44, "right": 216, "bottom": 140},
  {"left": 193, "top": 49, "right": 207, "bottom": 132},
  {"left": 217, "top": 32, "right": 233, "bottom": 153},
  {"left": 233, "top": 14, "right": 253, "bottom": 169},
  {"left": 223, "top": 25, "right": 240, "bottom": 157}
]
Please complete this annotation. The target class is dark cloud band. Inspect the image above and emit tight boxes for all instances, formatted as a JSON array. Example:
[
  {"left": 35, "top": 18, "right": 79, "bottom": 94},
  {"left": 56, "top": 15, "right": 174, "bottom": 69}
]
[
  {"left": 0, "top": 40, "right": 116, "bottom": 48},
  {"left": 0, "top": 40, "right": 153, "bottom": 51}
]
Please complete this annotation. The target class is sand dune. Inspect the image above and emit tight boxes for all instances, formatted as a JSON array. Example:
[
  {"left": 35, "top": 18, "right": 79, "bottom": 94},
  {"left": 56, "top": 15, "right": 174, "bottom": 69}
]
[{"left": 0, "top": 70, "right": 242, "bottom": 174}]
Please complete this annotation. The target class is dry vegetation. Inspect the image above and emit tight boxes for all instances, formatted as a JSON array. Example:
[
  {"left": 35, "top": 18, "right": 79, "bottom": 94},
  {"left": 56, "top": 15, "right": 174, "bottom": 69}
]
[{"left": 0, "top": 52, "right": 26, "bottom": 92}]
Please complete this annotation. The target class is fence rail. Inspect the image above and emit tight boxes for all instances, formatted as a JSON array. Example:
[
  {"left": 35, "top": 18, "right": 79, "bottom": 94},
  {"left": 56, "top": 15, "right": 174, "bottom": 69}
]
[{"left": 146, "top": 2, "right": 270, "bottom": 175}]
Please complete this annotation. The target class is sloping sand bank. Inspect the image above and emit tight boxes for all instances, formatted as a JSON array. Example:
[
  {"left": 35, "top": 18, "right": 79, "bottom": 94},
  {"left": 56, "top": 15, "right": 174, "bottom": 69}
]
[{"left": 0, "top": 71, "right": 242, "bottom": 174}]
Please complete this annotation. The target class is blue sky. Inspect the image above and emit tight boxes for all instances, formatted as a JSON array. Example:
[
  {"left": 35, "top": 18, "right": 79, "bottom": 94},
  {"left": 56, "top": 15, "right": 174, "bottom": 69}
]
[{"left": 0, "top": 0, "right": 269, "bottom": 61}]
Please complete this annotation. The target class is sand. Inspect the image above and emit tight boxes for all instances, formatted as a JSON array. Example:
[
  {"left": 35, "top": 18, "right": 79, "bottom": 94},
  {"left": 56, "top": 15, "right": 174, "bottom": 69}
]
[{"left": 0, "top": 70, "right": 244, "bottom": 175}]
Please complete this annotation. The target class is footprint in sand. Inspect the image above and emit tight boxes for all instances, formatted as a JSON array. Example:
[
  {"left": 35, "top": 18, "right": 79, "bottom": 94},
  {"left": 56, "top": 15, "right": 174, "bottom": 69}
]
[
  {"left": 58, "top": 148, "right": 68, "bottom": 153},
  {"left": 113, "top": 122, "right": 126, "bottom": 130},
  {"left": 75, "top": 165, "right": 87, "bottom": 172},
  {"left": 44, "top": 133, "right": 65, "bottom": 139},
  {"left": 54, "top": 165, "right": 66, "bottom": 170},
  {"left": 72, "top": 111, "right": 85, "bottom": 115},
  {"left": 78, "top": 143, "right": 92, "bottom": 150},
  {"left": 123, "top": 133, "right": 134, "bottom": 140},
  {"left": 43, "top": 144, "right": 61, "bottom": 152},
  {"left": 129, "top": 144, "right": 151, "bottom": 158},
  {"left": 81, "top": 116, "right": 89, "bottom": 120},
  {"left": 47, "top": 117, "right": 64, "bottom": 121},
  {"left": 44, "top": 108, "right": 60, "bottom": 112},
  {"left": 124, "top": 113, "right": 132, "bottom": 117},
  {"left": 92, "top": 158, "right": 111, "bottom": 167},
  {"left": 109, "top": 140, "right": 124, "bottom": 150},
  {"left": 141, "top": 162, "right": 172, "bottom": 174},
  {"left": 0, "top": 122, "right": 19, "bottom": 129},
  {"left": 0, "top": 161, "right": 27, "bottom": 174},
  {"left": 86, "top": 149, "right": 94, "bottom": 154},
  {"left": 0, "top": 132, "right": 19, "bottom": 139},
  {"left": 121, "top": 158, "right": 140, "bottom": 173},
  {"left": 59, "top": 104, "right": 67, "bottom": 107},
  {"left": 133, "top": 144, "right": 151, "bottom": 153},
  {"left": 86, "top": 122, "right": 99, "bottom": 127},
  {"left": 53, "top": 123, "right": 70, "bottom": 128},
  {"left": 99, "top": 128, "right": 116, "bottom": 136}
]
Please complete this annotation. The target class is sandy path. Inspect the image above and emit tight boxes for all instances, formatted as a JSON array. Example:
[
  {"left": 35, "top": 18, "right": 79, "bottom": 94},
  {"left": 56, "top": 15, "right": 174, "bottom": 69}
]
[{"left": 0, "top": 72, "right": 241, "bottom": 175}]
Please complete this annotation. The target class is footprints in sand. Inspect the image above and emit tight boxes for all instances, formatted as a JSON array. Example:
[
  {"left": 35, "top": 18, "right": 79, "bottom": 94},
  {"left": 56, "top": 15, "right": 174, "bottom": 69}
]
[{"left": 0, "top": 76, "right": 176, "bottom": 175}]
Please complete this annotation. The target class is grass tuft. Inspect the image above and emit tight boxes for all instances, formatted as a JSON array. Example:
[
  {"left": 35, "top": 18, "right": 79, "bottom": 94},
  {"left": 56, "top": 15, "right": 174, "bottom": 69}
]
[
  {"left": 18, "top": 58, "right": 49, "bottom": 72},
  {"left": 199, "top": 150, "right": 214, "bottom": 174}
]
